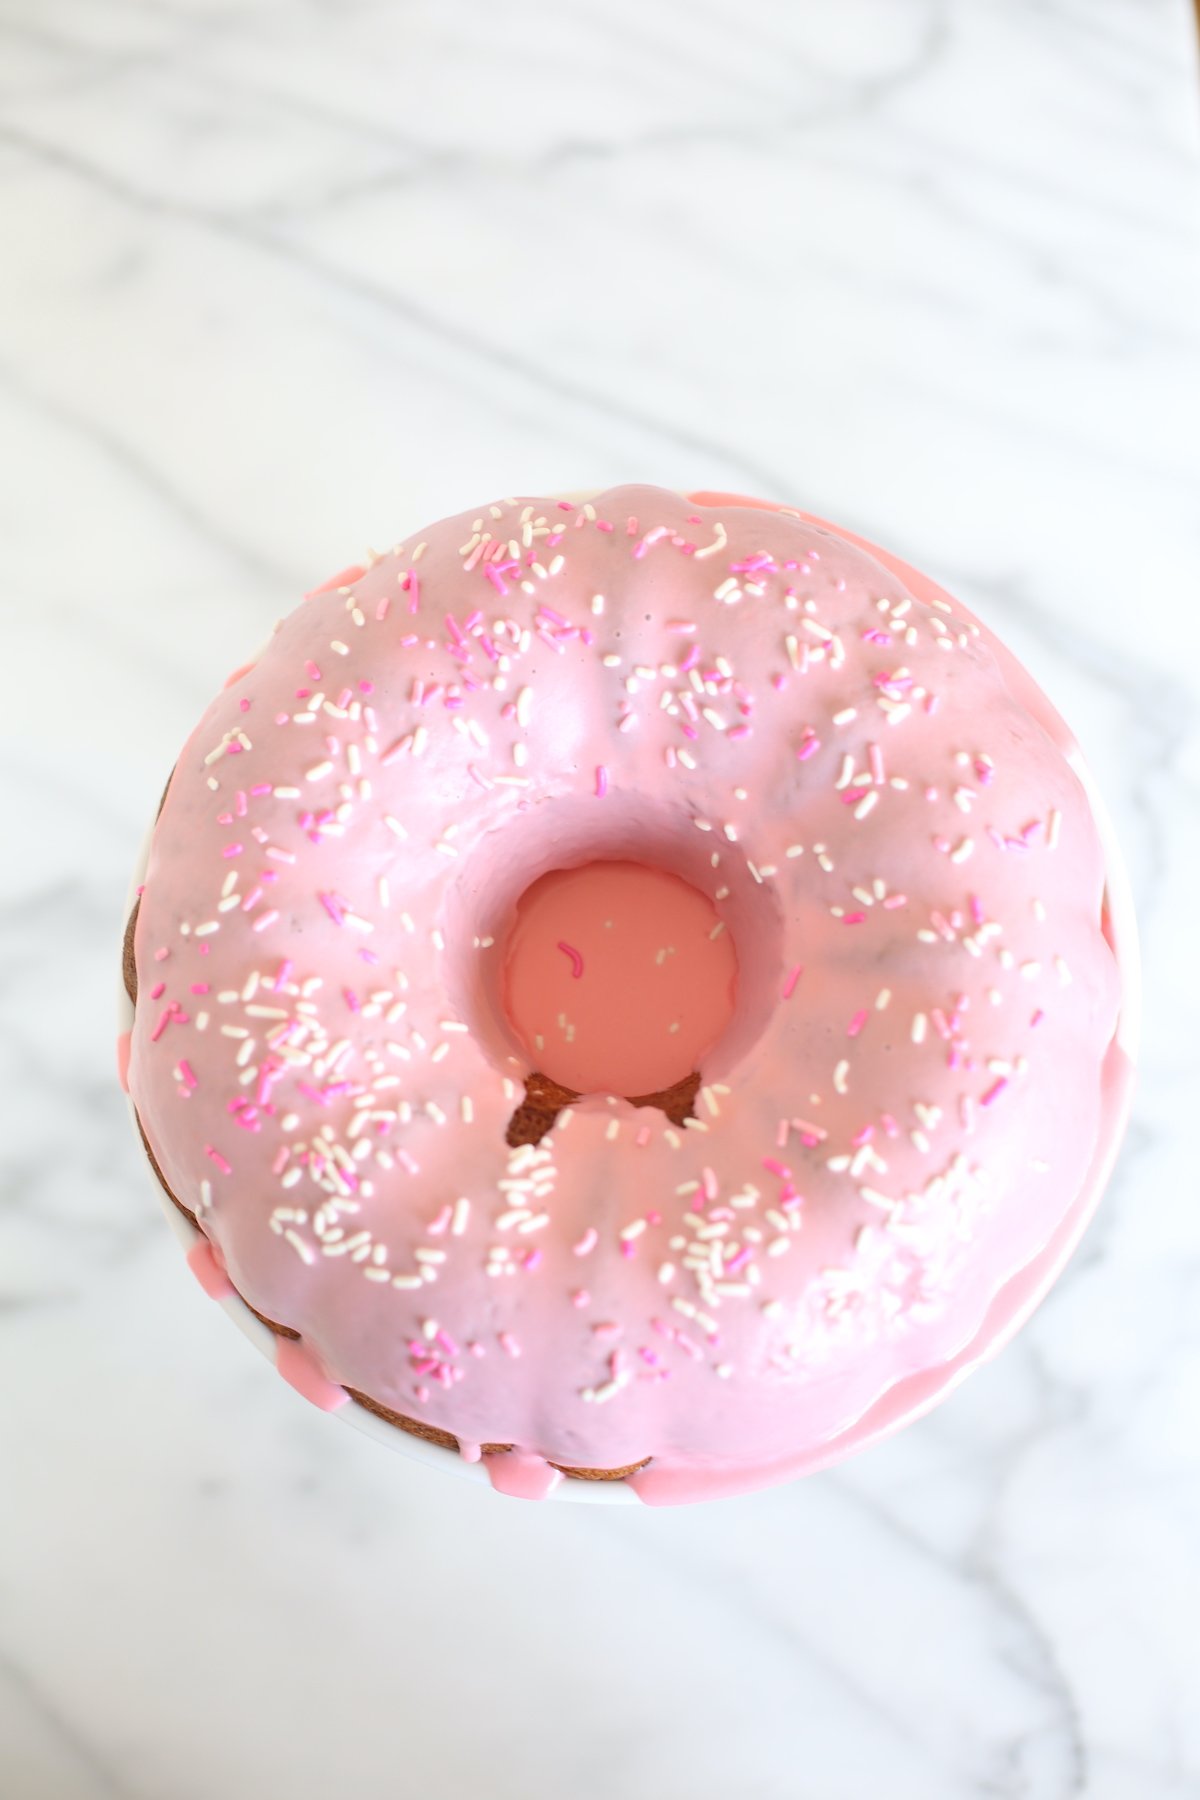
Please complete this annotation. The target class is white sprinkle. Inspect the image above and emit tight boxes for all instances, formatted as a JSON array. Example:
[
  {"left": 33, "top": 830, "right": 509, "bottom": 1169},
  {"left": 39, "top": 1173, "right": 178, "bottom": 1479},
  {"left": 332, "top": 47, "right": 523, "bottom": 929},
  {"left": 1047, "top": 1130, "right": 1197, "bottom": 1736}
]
[
  {"left": 833, "top": 1060, "right": 850, "bottom": 1095},
  {"left": 854, "top": 790, "right": 878, "bottom": 821},
  {"left": 305, "top": 761, "right": 334, "bottom": 782}
]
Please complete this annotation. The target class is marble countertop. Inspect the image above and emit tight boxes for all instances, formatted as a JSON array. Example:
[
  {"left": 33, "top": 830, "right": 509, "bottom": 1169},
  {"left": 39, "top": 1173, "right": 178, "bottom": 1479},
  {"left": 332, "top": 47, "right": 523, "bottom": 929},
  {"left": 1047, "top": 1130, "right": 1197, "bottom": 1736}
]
[{"left": 3, "top": 2, "right": 1200, "bottom": 1795}]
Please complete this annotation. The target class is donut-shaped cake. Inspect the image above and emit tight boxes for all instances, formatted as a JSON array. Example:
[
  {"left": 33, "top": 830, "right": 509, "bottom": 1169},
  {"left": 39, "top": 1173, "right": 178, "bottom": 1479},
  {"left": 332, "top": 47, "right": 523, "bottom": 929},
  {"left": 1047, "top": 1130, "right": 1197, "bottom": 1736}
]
[{"left": 121, "top": 484, "right": 1132, "bottom": 1503}]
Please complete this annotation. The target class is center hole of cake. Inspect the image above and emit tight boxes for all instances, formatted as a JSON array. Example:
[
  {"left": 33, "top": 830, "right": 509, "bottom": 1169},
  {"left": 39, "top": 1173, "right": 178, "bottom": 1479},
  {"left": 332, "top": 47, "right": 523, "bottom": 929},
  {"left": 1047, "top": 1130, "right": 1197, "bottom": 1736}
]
[{"left": 502, "top": 860, "right": 738, "bottom": 1098}]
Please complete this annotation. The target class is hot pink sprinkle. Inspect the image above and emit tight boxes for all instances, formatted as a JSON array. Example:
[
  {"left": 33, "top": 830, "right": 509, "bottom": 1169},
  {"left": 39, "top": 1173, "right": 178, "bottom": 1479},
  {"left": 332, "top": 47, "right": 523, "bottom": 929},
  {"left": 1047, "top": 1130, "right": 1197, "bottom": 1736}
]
[
  {"left": 205, "top": 1146, "right": 232, "bottom": 1175},
  {"left": 847, "top": 1009, "right": 868, "bottom": 1037},
  {"left": 557, "top": 941, "right": 584, "bottom": 979},
  {"left": 782, "top": 963, "right": 804, "bottom": 1000},
  {"left": 178, "top": 1060, "right": 197, "bottom": 1090},
  {"left": 980, "top": 1077, "right": 1009, "bottom": 1108},
  {"left": 150, "top": 980, "right": 166, "bottom": 1001},
  {"left": 843, "top": 911, "right": 867, "bottom": 925},
  {"left": 762, "top": 1157, "right": 791, "bottom": 1181}
]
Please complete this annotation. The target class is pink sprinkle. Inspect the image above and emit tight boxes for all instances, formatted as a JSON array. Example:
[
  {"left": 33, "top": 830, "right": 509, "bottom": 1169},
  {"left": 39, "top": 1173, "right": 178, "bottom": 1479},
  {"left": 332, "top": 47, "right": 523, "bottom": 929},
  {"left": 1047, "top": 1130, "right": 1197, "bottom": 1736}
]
[
  {"left": 150, "top": 980, "right": 166, "bottom": 1001},
  {"left": 1030, "top": 1008, "right": 1045, "bottom": 1027},
  {"left": 522, "top": 1248, "right": 543, "bottom": 1271},
  {"left": 498, "top": 1331, "right": 522, "bottom": 1359},
  {"left": 843, "top": 912, "right": 867, "bottom": 925},
  {"left": 782, "top": 963, "right": 804, "bottom": 1000},
  {"left": 189, "top": 982, "right": 209, "bottom": 995},
  {"left": 205, "top": 1146, "right": 232, "bottom": 1175},
  {"left": 222, "top": 843, "right": 243, "bottom": 859},
  {"left": 797, "top": 732, "right": 821, "bottom": 761},
  {"left": 273, "top": 960, "right": 293, "bottom": 991},
  {"left": 557, "top": 941, "right": 584, "bottom": 979},
  {"left": 595, "top": 764, "right": 609, "bottom": 798},
  {"left": 762, "top": 1157, "right": 791, "bottom": 1181},
  {"left": 847, "top": 1009, "right": 868, "bottom": 1037},
  {"left": 178, "top": 1060, "right": 197, "bottom": 1090},
  {"left": 149, "top": 1004, "right": 178, "bottom": 1042},
  {"left": 571, "top": 1289, "right": 590, "bottom": 1308},
  {"left": 319, "top": 892, "right": 346, "bottom": 926},
  {"left": 980, "top": 1077, "right": 1009, "bottom": 1108}
]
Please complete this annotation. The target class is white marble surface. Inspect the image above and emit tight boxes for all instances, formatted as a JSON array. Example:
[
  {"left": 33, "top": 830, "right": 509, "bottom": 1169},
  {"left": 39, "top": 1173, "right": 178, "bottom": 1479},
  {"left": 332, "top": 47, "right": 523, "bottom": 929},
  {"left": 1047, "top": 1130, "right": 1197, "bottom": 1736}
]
[{"left": 2, "top": 1, "right": 1200, "bottom": 1794}]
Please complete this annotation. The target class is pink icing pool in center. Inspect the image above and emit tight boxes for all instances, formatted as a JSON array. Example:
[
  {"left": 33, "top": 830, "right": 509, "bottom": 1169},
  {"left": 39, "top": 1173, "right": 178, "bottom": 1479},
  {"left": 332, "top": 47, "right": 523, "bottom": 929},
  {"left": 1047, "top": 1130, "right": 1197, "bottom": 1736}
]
[{"left": 502, "top": 860, "right": 739, "bottom": 1096}]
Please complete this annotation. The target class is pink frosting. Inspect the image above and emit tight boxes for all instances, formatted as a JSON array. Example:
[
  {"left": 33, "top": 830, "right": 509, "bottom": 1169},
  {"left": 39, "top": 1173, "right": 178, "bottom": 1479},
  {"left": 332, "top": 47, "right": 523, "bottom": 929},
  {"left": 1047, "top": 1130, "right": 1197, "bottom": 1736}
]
[
  {"left": 127, "top": 485, "right": 1127, "bottom": 1499},
  {"left": 275, "top": 1335, "right": 350, "bottom": 1411},
  {"left": 186, "top": 1235, "right": 235, "bottom": 1302}
]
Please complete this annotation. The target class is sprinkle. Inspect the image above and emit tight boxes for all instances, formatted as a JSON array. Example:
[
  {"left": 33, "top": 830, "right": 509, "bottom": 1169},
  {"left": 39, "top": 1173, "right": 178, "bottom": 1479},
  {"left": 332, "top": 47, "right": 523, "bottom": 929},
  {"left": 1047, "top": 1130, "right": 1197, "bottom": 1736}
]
[
  {"left": 305, "top": 761, "right": 334, "bottom": 782},
  {"left": 557, "top": 941, "right": 585, "bottom": 979},
  {"left": 832, "top": 707, "right": 857, "bottom": 726},
  {"left": 205, "top": 1146, "right": 232, "bottom": 1175},
  {"left": 833, "top": 1060, "right": 850, "bottom": 1095},
  {"left": 981, "top": 1077, "right": 1009, "bottom": 1108},
  {"left": 782, "top": 963, "right": 803, "bottom": 1000},
  {"left": 574, "top": 1227, "right": 598, "bottom": 1256},
  {"left": 854, "top": 790, "right": 878, "bottom": 820},
  {"left": 595, "top": 764, "right": 608, "bottom": 798},
  {"left": 1047, "top": 809, "right": 1062, "bottom": 850},
  {"left": 847, "top": 1009, "right": 868, "bottom": 1038}
]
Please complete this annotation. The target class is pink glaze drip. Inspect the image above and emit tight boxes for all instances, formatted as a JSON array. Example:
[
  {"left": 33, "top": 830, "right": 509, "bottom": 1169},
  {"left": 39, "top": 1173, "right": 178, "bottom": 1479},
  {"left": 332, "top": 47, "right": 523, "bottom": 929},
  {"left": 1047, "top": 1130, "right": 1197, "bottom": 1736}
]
[
  {"left": 484, "top": 1449, "right": 564, "bottom": 1500},
  {"left": 275, "top": 1336, "right": 350, "bottom": 1411},
  {"left": 127, "top": 484, "right": 1130, "bottom": 1501},
  {"left": 186, "top": 1235, "right": 235, "bottom": 1301},
  {"left": 503, "top": 861, "right": 738, "bottom": 1095},
  {"left": 116, "top": 1030, "right": 131, "bottom": 1093}
]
